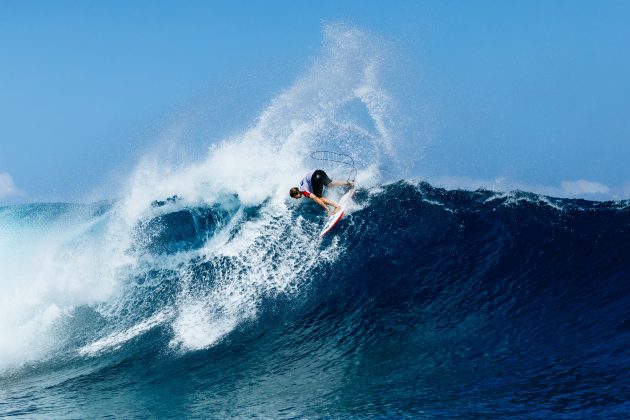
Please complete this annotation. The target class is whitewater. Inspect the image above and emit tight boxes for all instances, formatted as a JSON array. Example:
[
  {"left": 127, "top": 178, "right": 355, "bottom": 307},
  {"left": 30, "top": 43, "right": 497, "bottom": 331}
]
[{"left": 1, "top": 25, "right": 629, "bottom": 418}]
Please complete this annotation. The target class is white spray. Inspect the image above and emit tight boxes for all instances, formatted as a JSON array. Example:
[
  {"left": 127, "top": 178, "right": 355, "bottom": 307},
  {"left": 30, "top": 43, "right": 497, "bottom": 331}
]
[{"left": 0, "top": 24, "right": 400, "bottom": 370}]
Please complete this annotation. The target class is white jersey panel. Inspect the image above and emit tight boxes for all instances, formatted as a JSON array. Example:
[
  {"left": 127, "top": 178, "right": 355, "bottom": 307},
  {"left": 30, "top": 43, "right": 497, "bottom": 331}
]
[{"left": 298, "top": 171, "right": 315, "bottom": 193}]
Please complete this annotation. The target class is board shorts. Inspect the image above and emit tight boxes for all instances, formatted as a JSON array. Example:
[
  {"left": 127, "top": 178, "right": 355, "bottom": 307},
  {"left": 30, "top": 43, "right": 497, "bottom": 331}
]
[{"left": 311, "top": 169, "right": 332, "bottom": 197}]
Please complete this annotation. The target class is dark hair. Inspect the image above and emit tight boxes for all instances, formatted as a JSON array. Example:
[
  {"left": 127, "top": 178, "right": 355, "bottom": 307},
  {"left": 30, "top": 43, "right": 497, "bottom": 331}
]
[{"left": 289, "top": 187, "right": 300, "bottom": 197}]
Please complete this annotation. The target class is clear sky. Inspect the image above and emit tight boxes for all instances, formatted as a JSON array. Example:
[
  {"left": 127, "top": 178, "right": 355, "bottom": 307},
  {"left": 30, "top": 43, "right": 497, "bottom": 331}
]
[{"left": 1, "top": 0, "right": 629, "bottom": 203}]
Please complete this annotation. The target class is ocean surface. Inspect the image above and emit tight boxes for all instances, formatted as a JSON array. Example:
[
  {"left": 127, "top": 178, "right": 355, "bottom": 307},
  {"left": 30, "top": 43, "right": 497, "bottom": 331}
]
[{"left": 1, "top": 182, "right": 629, "bottom": 418}]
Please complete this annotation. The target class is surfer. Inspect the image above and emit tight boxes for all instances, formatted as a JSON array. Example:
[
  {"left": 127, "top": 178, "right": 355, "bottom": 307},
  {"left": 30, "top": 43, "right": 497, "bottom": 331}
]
[{"left": 289, "top": 169, "right": 353, "bottom": 215}]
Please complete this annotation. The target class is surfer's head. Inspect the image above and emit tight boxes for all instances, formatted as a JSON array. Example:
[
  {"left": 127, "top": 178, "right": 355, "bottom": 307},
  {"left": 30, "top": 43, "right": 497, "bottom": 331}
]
[{"left": 289, "top": 187, "right": 301, "bottom": 199}]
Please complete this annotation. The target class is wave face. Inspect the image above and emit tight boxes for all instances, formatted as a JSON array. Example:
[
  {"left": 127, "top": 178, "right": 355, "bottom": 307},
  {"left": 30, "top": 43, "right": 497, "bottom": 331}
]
[{"left": 1, "top": 183, "right": 629, "bottom": 418}]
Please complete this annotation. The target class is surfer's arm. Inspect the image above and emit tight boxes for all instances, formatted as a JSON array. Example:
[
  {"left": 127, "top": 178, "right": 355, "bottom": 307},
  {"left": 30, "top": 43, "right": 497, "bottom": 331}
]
[
  {"left": 320, "top": 197, "right": 341, "bottom": 214},
  {"left": 309, "top": 195, "right": 331, "bottom": 212},
  {"left": 320, "top": 197, "right": 339, "bottom": 207}
]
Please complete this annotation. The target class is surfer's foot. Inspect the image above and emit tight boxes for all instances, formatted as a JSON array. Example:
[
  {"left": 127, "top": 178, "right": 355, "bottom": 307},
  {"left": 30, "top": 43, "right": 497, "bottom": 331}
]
[{"left": 332, "top": 206, "right": 341, "bottom": 215}]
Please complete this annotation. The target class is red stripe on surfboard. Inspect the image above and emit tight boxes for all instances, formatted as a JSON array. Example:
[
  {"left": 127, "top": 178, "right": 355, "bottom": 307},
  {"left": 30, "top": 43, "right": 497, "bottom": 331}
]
[{"left": 320, "top": 210, "right": 345, "bottom": 237}]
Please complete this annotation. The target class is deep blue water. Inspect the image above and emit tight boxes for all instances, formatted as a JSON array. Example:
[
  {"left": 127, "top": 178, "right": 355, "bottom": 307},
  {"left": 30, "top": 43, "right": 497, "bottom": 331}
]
[{"left": 1, "top": 182, "right": 629, "bottom": 418}]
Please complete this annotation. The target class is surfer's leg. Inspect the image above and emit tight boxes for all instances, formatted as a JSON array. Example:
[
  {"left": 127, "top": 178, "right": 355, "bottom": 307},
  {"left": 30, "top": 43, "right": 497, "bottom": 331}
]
[
  {"left": 320, "top": 171, "right": 332, "bottom": 186},
  {"left": 329, "top": 180, "right": 353, "bottom": 187},
  {"left": 312, "top": 170, "right": 332, "bottom": 196},
  {"left": 311, "top": 170, "right": 325, "bottom": 197}
]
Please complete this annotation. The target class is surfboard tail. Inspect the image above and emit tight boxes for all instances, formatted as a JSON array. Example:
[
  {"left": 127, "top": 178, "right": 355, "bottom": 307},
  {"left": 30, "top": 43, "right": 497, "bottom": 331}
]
[{"left": 319, "top": 210, "right": 345, "bottom": 237}]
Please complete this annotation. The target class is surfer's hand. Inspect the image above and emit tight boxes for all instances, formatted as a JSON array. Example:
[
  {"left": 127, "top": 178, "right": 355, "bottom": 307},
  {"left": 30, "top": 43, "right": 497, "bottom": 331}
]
[{"left": 325, "top": 208, "right": 331, "bottom": 215}]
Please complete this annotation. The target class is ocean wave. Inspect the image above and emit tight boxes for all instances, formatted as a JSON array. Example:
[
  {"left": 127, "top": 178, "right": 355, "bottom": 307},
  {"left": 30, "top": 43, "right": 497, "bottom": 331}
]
[{"left": 1, "top": 182, "right": 629, "bottom": 417}]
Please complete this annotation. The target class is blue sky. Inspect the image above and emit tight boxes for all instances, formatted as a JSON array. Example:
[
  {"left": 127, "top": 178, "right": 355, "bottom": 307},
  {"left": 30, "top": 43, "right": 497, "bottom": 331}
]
[{"left": 1, "top": 0, "right": 629, "bottom": 203}]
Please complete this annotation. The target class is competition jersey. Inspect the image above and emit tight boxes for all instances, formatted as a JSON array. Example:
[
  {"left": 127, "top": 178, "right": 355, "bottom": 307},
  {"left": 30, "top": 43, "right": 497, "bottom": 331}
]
[{"left": 298, "top": 171, "right": 315, "bottom": 197}]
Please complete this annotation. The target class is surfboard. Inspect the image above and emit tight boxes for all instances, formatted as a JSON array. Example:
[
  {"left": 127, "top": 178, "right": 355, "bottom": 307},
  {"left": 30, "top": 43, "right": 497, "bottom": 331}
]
[{"left": 319, "top": 188, "right": 355, "bottom": 237}]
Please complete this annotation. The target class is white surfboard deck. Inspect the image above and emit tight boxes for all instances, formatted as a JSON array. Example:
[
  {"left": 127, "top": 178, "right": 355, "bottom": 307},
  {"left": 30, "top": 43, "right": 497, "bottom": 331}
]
[{"left": 319, "top": 188, "right": 355, "bottom": 237}]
